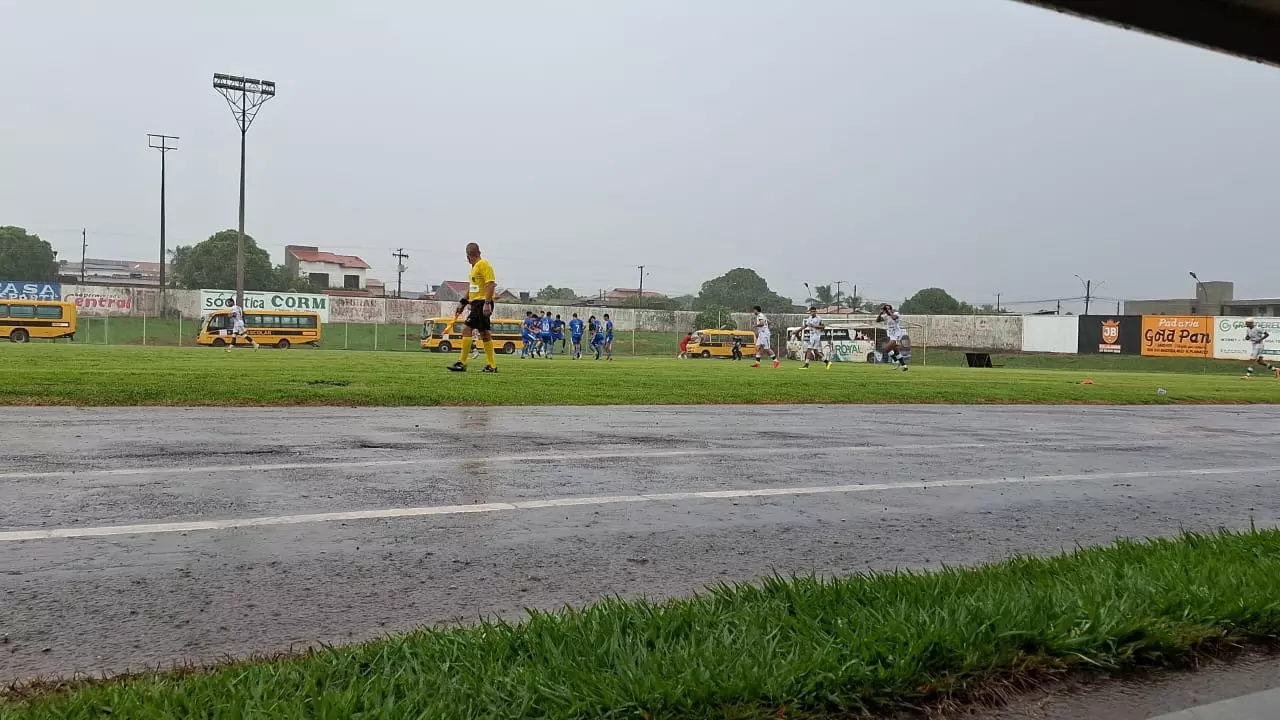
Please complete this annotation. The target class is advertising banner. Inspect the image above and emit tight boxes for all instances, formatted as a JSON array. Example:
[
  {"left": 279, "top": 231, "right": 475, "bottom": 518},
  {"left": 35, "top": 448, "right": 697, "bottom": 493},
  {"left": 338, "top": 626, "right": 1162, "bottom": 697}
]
[
  {"left": 0, "top": 281, "right": 61, "bottom": 300},
  {"left": 1214, "top": 316, "right": 1280, "bottom": 360},
  {"left": 329, "top": 296, "right": 386, "bottom": 324},
  {"left": 62, "top": 285, "right": 136, "bottom": 315},
  {"left": 1140, "top": 316, "right": 1212, "bottom": 357},
  {"left": 1021, "top": 315, "right": 1079, "bottom": 354},
  {"left": 200, "top": 289, "right": 330, "bottom": 322},
  {"left": 1077, "top": 315, "right": 1142, "bottom": 355}
]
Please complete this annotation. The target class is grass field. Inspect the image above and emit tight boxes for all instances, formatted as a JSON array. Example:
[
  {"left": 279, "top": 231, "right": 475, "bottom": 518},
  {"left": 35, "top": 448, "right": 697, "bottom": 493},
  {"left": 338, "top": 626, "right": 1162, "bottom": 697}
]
[
  {"left": 2, "top": 344, "right": 1278, "bottom": 406},
  {"left": 6, "top": 529, "right": 1280, "bottom": 718}
]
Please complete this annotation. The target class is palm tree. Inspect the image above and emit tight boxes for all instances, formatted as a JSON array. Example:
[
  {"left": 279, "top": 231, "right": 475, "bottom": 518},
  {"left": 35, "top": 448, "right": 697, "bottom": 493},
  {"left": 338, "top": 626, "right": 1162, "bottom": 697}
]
[{"left": 807, "top": 284, "right": 835, "bottom": 308}]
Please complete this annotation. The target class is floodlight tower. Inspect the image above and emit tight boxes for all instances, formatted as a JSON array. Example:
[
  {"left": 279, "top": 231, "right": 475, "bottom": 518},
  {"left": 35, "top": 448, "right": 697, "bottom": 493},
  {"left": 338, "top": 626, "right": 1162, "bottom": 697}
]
[{"left": 212, "top": 73, "right": 276, "bottom": 306}]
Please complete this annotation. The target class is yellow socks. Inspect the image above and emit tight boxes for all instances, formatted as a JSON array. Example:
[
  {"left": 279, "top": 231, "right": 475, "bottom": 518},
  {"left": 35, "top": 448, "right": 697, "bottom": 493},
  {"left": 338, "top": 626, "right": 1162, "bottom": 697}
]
[
  {"left": 484, "top": 340, "right": 496, "bottom": 368},
  {"left": 459, "top": 335, "right": 474, "bottom": 365}
]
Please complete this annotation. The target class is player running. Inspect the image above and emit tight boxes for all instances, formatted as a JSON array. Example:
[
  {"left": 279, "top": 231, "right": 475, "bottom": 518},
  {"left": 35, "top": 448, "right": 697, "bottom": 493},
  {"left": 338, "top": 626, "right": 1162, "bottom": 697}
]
[
  {"left": 1243, "top": 319, "right": 1276, "bottom": 377},
  {"left": 877, "top": 303, "right": 911, "bottom": 372},
  {"left": 603, "top": 314, "right": 615, "bottom": 361},
  {"left": 750, "top": 306, "right": 780, "bottom": 368},
  {"left": 446, "top": 243, "right": 498, "bottom": 373},
  {"left": 800, "top": 306, "right": 831, "bottom": 369},
  {"left": 226, "top": 298, "right": 258, "bottom": 351},
  {"left": 569, "top": 313, "right": 585, "bottom": 359}
]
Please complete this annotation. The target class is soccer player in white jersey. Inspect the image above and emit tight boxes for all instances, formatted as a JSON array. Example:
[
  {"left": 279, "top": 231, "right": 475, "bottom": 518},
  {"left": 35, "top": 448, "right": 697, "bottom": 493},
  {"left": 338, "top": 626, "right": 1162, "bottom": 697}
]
[
  {"left": 1243, "top": 319, "right": 1276, "bottom": 377},
  {"left": 800, "top": 306, "right": 831, "bottom": 369},
  {"left": 227, "top": 299, "right": 258, "bottom": 352},
  {"left": 877, "top": 304, "right": 908, "bottom": 371},
  {"left": 750, "top": 305, "right": 781, "bottom": 368}
]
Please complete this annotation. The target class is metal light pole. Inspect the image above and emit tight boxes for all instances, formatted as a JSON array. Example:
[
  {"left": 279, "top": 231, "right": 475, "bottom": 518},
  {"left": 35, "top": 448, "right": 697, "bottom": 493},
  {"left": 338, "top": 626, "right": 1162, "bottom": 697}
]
[
  {"left": 1074, "top": 274, "right": 1101, "bottom": 315},
  {"left": 1189, "top": 271, "right": 1209, "bottom": 315},
  {"left": 1189, "top": 271, "right": 1211, "bottom": 373},
  {"left": 147, "top": 134, "right": 178, "bottom": 313},
  {"left": 633, "top": 265, "right": 647, "bottom": 355},
  {"left": 213, "top": 73, "right": 276, "bottom": 306}
]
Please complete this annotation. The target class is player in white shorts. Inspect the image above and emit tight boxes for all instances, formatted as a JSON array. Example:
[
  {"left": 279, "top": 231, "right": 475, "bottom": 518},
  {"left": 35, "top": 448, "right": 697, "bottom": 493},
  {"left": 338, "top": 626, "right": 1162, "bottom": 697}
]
[
  {"left": 1243, "top": 319, "right": 1275, "bottom": 377},
  {"left": 750, "top": 305, "right": 780, "bottom": 368},
  {"left": 227, "top": 299, "right": 258, "bottom": 351},
  {"left": 877, "top": 304, "right": 909, "bottom": 372},
  {"left": 800, "top": 306, "right": 831, "bottom": 369}
]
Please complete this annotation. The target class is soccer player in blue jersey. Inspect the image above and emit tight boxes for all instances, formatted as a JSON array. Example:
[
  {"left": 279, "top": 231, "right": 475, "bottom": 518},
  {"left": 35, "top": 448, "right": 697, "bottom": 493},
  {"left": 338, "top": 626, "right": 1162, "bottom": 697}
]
[
  {"left": 552, "top": 314, "right": 565, "bottom": 352},
  {"left": 521, "top": 311, "right": 536, "bottom": 359},
  {"left": 568, "top": 313, "right": 585, "bottom": 359},
  {"left": 590, "top": 315, "right": 605, "bottom": 360},
  {"left": 602, "top": 313, "right": 615, "bottom": 361},
  {"left": 539, "top": 311, "right": 555, "bottom": 358}
]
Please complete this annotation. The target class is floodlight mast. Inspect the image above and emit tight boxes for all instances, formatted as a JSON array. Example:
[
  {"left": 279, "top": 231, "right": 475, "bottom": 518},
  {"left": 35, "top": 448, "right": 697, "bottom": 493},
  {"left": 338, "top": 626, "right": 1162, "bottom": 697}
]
[{"left": 212, "top": 73, "right": 276, "bottom": 306}]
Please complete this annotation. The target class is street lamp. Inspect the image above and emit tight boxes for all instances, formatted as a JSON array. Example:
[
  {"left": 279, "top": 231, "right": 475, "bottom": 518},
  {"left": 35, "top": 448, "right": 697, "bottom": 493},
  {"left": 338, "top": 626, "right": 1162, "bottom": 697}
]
[
  {"left": 1189, "top": 271, "right": 1209, "bottom": 315},
  {"left": 147, "top": 133, "right": 178, "bottom": 313},
  {"left": 1074, "top": 274, "right": 1102, "bottom": 315},
  {"left": 213, "top": 73, "right": 276, "bottom": 306}
]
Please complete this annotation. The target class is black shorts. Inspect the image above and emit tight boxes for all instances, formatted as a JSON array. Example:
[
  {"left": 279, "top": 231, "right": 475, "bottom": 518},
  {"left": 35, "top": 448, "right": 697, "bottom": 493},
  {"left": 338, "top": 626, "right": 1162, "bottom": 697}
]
[{"left": 464, "top": 300, "right": 491, "bottom": 332}]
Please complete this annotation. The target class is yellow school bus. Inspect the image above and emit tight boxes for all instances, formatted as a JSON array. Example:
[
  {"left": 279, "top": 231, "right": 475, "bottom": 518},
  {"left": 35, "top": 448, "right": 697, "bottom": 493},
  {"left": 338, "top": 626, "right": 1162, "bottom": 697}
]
[
  {"left": 686, "top": 329, "right": 755, "bottom": 358},
  {"left": 0, "top": 300, "right": 77, "bottom": 343},
  {"left": 420, "top": 316, "right": 523, "bottom": 354},
  {"left": 197, "top": 310, "right": 321, "bottom": 349}
]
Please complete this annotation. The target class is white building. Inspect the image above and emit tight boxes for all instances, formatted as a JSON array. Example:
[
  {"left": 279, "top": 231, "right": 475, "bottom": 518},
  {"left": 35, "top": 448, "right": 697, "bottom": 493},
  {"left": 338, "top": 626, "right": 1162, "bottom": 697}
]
[{"left": 284, "top": 246, "right": 370, "bottom": 291}]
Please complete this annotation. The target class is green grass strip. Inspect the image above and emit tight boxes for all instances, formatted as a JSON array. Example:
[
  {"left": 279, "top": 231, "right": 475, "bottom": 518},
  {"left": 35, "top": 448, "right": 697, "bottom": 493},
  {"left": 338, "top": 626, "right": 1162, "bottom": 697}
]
[
  {"left": 7, "top": 530, "right": 1280, "bottom": 718},
  {"left": 3, "top": 345, "right": 1280, "bottom": 406}
]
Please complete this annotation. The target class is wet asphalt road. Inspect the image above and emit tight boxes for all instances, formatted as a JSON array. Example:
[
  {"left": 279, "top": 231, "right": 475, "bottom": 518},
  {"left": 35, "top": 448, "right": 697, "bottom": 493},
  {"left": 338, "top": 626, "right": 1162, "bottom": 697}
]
[{"left": 2, "top": 405, "right": 1279, "bottom": 682}]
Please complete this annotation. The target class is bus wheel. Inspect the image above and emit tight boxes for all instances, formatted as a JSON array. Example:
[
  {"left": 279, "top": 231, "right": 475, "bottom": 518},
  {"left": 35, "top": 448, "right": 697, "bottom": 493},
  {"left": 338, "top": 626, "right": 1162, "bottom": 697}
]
[
  {"left": 701, "top": 350, "right": 711, "bottom": 359},
  {"left": 866, "top": 352, "right": 876, "bottom": 363},
  {"left": 212, "top": 338, "right": 226, "bottom": 347},
  {"left": 11, "top": 329, "right": 29, "bottom": 344},
  {"left": 276, "top": 339, "right": 291, "bottom": 350},
  {"left": 503, "top": 342, "right": 516, "bottom": 354},
  {"left": 438, "top": 341, "right": 452, "bottom": 354}
]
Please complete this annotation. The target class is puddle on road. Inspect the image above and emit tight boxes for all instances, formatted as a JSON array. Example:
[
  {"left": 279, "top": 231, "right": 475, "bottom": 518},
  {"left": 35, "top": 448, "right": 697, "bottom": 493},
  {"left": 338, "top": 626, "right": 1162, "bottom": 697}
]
[{"left": 933, "top": 650, "right": 1280, "bottom": 720}]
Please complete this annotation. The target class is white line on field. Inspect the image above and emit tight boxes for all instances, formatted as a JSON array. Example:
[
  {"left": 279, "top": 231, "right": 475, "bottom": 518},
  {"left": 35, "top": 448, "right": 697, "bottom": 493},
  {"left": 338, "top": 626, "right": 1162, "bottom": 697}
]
[
  {"left": 3, "top": 464, "right": 1276, "bottom": 543},
  {"left": 0, "top": 439, "right": 1159, "bottom": 482}
]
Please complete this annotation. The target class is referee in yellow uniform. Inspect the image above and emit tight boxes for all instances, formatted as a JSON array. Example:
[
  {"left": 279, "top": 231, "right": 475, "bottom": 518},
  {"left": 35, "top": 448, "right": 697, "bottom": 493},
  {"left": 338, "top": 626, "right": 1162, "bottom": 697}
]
[{"left": 447, "top": 243, "right": 498, "bottom": 373}]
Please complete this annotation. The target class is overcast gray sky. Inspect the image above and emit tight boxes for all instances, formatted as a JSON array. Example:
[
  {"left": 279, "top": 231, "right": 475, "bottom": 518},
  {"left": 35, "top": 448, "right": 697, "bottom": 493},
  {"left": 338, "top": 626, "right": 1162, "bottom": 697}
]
[{"left": 3, "top": 0, "right": 1278, "bottom": 311}]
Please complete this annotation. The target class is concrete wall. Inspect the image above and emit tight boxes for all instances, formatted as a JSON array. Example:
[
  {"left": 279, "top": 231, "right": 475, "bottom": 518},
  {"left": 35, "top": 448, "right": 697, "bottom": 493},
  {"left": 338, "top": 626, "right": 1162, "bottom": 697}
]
[{"left": 60, "top": 284, "right": 1026, "bottom": 349}]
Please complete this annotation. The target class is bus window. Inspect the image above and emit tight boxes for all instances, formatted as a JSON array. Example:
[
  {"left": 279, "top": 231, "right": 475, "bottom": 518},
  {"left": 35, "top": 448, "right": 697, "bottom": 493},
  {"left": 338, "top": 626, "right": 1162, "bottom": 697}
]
[
  {"left": 0, "top": 305, "right": 8, "bottom": 317},
  {"left": 207, "top": 314, "right": 230, "bottom": 331},
  {"left": 9, "top": 305, "right": 35, "bottom": 319},
  {"left": 35, "top": 305, "right": 63, "bottom": 319}
]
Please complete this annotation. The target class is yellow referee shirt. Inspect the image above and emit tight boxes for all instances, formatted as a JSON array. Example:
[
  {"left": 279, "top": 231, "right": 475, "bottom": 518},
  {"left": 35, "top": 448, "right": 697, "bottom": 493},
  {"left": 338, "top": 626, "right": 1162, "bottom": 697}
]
[{"left": 468, "top": 259, "right": 495, "bottom": 301}]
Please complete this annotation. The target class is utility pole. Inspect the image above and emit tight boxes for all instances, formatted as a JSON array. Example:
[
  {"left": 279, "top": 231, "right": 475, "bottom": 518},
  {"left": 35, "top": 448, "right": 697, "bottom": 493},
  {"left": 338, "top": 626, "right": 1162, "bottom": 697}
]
[
  {"left": 392, "top": 248, "right": 409, "bottom": 298},
  {"left": 637, "top": 265, "right": 645, "bottom": 309},
  {"left": 213, "top": 74, "right": 276, "bottom": 307},
  {"left": 995, "top": 291, "right": 1002, "bottom": 313},
  {"left": 147, "top": 134, "right": 178, "bottom": 312},
  {"left": 834, "top": 280, "right": 845, "bottom": 311},
  {"left": 80, "top": 229, "right": 87, "bottom": 283},
  {"left": 1074, "top": 274, "right": 1098, "bottom": 315},
  {"left": 1056, "top": 299, "right": 1061, "bottom": 315}
]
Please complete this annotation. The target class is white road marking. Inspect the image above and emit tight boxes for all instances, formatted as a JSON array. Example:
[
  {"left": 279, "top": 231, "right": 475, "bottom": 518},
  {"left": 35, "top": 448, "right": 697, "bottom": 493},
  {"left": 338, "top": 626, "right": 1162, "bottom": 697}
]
[
  {"left": 0, "top": 439, "right": 1159, "bottom": 482},
  {"left": 3, "top": 464, "right": 1276, "bottom": 543}
]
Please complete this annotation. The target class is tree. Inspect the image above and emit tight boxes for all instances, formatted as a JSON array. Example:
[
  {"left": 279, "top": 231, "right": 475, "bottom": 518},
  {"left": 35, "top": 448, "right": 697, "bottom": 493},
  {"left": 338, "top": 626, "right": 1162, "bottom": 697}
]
[
  {"left": 172, "top": 230, "right": 278, "bottom": 291},
  {"left": 697, "top": 268, "right": 791, "bottom": 313},
  {"left": 536, "top": 285, "right": 577, "bottom": 301},
  {"left": 900, "top": 287, "right": 964, "bottom": 315},
  {"left": 0, "top": 227, "right": 58, "bottom": 281},
  {"left": 807, "top": 284, "right": 835, "bottom": 307},
  {"left": 694, "top": 304, "right": 736, "bottom": 330}
]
